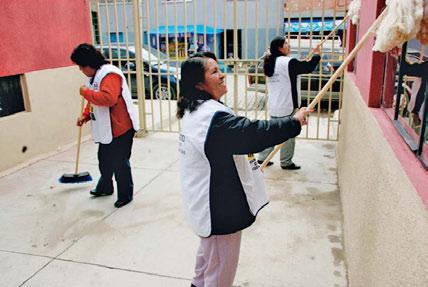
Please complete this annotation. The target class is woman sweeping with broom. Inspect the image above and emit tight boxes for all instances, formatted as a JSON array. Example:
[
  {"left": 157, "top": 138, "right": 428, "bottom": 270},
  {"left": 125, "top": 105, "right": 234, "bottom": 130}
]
[{"left": 70, "top": 43, "right": 139, "bottom": 208}]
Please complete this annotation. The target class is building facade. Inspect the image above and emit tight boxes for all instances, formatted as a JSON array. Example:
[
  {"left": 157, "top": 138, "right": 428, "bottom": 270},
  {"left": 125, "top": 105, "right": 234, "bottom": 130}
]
[
  {"left": 338, "top": 0, "right": 428, "bottom": 286},
  {"left": 0, "top": 1, "right": 92, "bottom": 172}
]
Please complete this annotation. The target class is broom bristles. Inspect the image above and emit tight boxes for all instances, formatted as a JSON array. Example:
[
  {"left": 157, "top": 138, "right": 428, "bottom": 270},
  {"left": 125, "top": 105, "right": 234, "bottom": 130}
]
[{"left": 59, "top": 172, "right": 93, "bottom": 184}]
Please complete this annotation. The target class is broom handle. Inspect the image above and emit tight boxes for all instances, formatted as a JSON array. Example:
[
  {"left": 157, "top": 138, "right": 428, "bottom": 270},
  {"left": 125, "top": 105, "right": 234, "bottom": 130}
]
[
  {"left": 305, "top": 15, "right": 350, "bottom": 60},
  {"left": 74, "top": 97, "right": 85, "bottom": 175},
  {"left": 260, "top": 7, "right": 388, "bottom": 172}
]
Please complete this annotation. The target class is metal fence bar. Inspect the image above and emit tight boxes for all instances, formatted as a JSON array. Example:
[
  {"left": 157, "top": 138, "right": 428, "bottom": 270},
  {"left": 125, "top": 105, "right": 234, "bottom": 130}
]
[
  {"left": 286, "top": 1, "right": 291, "bottom": 42},
  {"left": 184, "top": 0, "right": 189, "bottom": 59},
  {"left": 305, "top": 4, "right": 314, "bottom": 138},
  {"left": 174, "top": 0, "right": 181, "bottom": 131},
  {"left": 316, "top": 0, "right": 326, "bottom": 139},
  {"left": 213, "top": 1, "right": 218, "bottom": 57},
  {"left": 276, "top": 0, "right": 281, "bottom": 36},
  {"left": 223, "top": 0, "right": 228, "bottom": 105},
  {"left": 264, "top": 0, "right": 269, "bottom": 119},
  {"left": 132, "top": 0, "right": 146, "bottom": 134},
  {"left": 163, "top": 0, "right": 172, "bottom": 131},
  {"left": 121, "top": 0, "right": 132, "bottom": 91},
  {"left": 337, "top": 16, "right": 347, "bottom": 140},
  {"left": 193, "top": 0, "right": 197, "bottom": 58},
  {"left": 144, "top": 0, "right": 155, "bottom": 128},
  {"left": 96, "top": 1, "right": 104, "bottom": 48},
  {"left": 104, "top": 0, "right": 113, "bottom": 65},
  {"left": 254, "top": 0, "right": 260, "bottom": 120},
  {"left": 203, "top": 0, "right": 207, "bottom": 54},
  {"left": 113, "top": 0, "right": 122, "bottom": 71},
  {"left": 326, "top": 1, "right": 339, "bottom": 140},
  {"left": 233, "top": 0, "right": 238, "bottom": 113},
  {"left": 153, "top": 0, "right": 163, "bottom": 131},
  {"left": 244, "top": 0, "right": 249, "bottom": 118}
]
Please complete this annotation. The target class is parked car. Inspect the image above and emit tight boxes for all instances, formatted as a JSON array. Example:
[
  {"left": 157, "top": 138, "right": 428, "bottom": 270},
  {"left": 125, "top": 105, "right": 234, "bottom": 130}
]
[
  {"left": 99, "top": 45, "right": 178, "bottom": 100},
  {"left": 247, "top": 48, "right": 344, "bottom": 109}
]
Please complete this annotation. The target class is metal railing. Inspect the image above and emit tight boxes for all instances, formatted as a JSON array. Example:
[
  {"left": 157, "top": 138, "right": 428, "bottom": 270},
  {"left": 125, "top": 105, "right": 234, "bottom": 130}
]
[
  {"left": 90, "top": 0, "right": 348, "bottom": 141},
  {"left": 390, "top": 42, "right": 428, "bottom": 168}
]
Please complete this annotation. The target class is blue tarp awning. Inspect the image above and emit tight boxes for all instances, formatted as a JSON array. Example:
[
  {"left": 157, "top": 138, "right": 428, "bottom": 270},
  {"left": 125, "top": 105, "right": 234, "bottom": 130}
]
[
  {"left": 284, "top": 19, "right": 346, "bottom": 33},
  {"left": 149, "top": 25, "right": 223, "bottom": 35}
]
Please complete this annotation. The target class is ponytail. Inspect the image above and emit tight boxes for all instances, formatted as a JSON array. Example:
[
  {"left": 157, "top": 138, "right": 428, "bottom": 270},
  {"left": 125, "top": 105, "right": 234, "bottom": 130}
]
[{"left": 263, "top": 36, "right": 286, "bottom": 77}]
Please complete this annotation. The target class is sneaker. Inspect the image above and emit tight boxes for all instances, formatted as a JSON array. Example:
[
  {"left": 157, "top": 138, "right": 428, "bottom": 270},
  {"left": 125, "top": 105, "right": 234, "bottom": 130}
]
[
  {"left": 281, "top": 163, "right": 301, "bottom": 170},
  {"left": 90, "top": 189, "right": 113, "bottom": 197},
  {"left": 257, "top": 160, "right": 274, "bottom": 166}
]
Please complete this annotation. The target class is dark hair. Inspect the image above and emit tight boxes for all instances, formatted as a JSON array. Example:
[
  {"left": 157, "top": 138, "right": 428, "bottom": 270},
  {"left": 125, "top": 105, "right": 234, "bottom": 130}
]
[
  {"left": 190, "top": 51, "right": 217, "bottom": 61},
  {"left": 176, "top": 56, "right": 213, "bottom": 119},
  {"left": 70, "top": 43, "right": 107, "bottom": 69},
  {"left": 264, "top": 36, "right": 286, "bottom": 77}
]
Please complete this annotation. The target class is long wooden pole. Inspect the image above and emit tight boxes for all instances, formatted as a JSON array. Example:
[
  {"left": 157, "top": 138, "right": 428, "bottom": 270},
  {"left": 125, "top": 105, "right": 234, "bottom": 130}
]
[
  {"left": 260, "top": 7, "right": 389, "bottom": 171},
  {"left": 305, "top": 15, "right": 349, "bottom": 60}
]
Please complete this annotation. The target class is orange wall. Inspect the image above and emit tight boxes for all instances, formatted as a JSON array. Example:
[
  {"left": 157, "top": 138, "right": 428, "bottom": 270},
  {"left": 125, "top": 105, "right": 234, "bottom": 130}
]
[{"left": 0, "top": 0, "right": 92, "bottom": 77}]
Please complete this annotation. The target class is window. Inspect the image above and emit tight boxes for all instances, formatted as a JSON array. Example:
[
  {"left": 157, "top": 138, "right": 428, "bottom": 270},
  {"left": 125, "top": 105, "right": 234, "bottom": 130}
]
[
  {"left": 0, "top": 75, "right": 27, "bottom": 118},
  {"left": 109, "top": 32, "right": 124, "bottom": 43},
  {"left": 91, "top": 11, "right": 100, "bottom": 45},
  {"left": 384, "top": 41, "right": 428, "bottom": 168}
]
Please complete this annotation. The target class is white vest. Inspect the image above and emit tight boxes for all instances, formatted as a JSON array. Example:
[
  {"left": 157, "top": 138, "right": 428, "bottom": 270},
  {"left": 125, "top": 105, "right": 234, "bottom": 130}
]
[
  {"left": 266, "top": 56, "right": 301, "bottom": 117},
  {"left": 179, "top": 100, "right": 268, "bottom": 237},
  {"left": 88, "top": 64, "right": 139, "bottom": 144}
]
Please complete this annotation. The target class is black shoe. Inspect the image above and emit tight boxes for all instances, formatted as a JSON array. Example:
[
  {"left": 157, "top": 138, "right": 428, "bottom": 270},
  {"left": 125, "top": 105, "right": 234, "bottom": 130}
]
[
  {"left": 191, "top": 284, "right": 197, "bottom": 287},
  {"left": 281, "top": 163, "right": 301, "bottom": 170},
  {"left": 257, "top": 160, "right": 274, "bottom": 166},
  {"left": 90, "top": 189, "right": 113, "bottom": 197},
  {"left": 114, "top": 199, "right": 132, "bottom": 208}
]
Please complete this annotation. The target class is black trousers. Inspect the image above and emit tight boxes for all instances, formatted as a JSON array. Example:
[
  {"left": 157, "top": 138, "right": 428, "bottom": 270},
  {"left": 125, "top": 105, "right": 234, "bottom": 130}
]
[{"left": 96, "top": 128, "right": 134, "bottom": 202}]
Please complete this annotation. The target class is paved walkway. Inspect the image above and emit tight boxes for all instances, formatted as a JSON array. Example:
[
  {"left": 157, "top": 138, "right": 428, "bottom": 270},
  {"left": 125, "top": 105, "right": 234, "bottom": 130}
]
[{"left": 0, "top": 132, "right": 347, "bottom": 287}]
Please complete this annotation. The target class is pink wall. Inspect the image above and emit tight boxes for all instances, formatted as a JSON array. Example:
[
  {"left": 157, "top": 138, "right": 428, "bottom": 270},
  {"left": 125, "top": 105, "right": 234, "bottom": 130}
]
[
  {"left": 346, "top": 0, "right": 428, "bottom": 207},
  {"left": 349, "top": 0, "right": 385, "bottom": 107},
  {"left": 371, "top": 109, "right": 428, "bottom": 206},
  {"left": 0, "top": 1, "right": 92, "bottom": 77}
]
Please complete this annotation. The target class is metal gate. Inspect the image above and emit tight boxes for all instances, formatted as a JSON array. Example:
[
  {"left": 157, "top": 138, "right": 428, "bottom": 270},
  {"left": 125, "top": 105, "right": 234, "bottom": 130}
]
[{"left": 90, "top": 0, "right": 348, "bottom": 140}]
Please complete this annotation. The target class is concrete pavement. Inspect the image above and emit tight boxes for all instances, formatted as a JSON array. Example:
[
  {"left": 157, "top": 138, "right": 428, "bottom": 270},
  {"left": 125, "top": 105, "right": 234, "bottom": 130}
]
[{"left": 0, "top": 132, "right": 347, "bottom": 287}]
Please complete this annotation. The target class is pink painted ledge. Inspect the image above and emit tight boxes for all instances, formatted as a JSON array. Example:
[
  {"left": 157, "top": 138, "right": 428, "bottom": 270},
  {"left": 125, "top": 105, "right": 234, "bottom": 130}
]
[
  {"left": 370, "top": 108, "right": 428, "bottom": 208},
  {"left": 345, "top": 72, "right": 428, "bottom": 208}
]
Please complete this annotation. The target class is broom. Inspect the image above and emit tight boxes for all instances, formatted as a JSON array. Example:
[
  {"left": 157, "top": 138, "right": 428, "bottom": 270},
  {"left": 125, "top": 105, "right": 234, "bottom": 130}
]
[
  {"left": 260, "top": 6, "right": 389, "bottom": 171},
  {"left": 59, "top": 97, "right": 93, "bottom": 183}
]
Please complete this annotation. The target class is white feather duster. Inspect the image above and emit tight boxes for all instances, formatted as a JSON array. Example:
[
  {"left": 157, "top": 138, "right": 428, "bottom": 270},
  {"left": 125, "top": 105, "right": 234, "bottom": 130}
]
[
  {"left": 348, "top": 0, "right": 362, "bottom": 25},
  {"left": 373, "top": 0, "right": 424, "bottom": 52},
  {"left": 417, "top": 0, "right": 428, "bottom": 44}
]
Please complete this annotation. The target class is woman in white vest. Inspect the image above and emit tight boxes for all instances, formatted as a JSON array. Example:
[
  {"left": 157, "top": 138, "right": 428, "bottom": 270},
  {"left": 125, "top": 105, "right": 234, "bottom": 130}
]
[
  {"left": 177, "top": 52, "right": 311, "bottom": 287},
  {"left": 257, "top": 36, "right": 321, "bottom": 170},
  {"left": 70, "top": 43, "right": 139, "bottom": 208}
]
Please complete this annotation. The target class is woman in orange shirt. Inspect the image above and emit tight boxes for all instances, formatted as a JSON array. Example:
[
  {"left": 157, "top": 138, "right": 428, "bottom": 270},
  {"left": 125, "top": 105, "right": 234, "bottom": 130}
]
[{"left": 71, "top": 43, "right": 139, "bottom": 208}]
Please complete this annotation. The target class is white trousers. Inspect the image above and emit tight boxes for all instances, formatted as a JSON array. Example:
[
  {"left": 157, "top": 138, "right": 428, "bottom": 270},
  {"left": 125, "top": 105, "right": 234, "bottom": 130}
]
[{"left": 192, "top": 231, "right": 242, "bottom": 287}]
